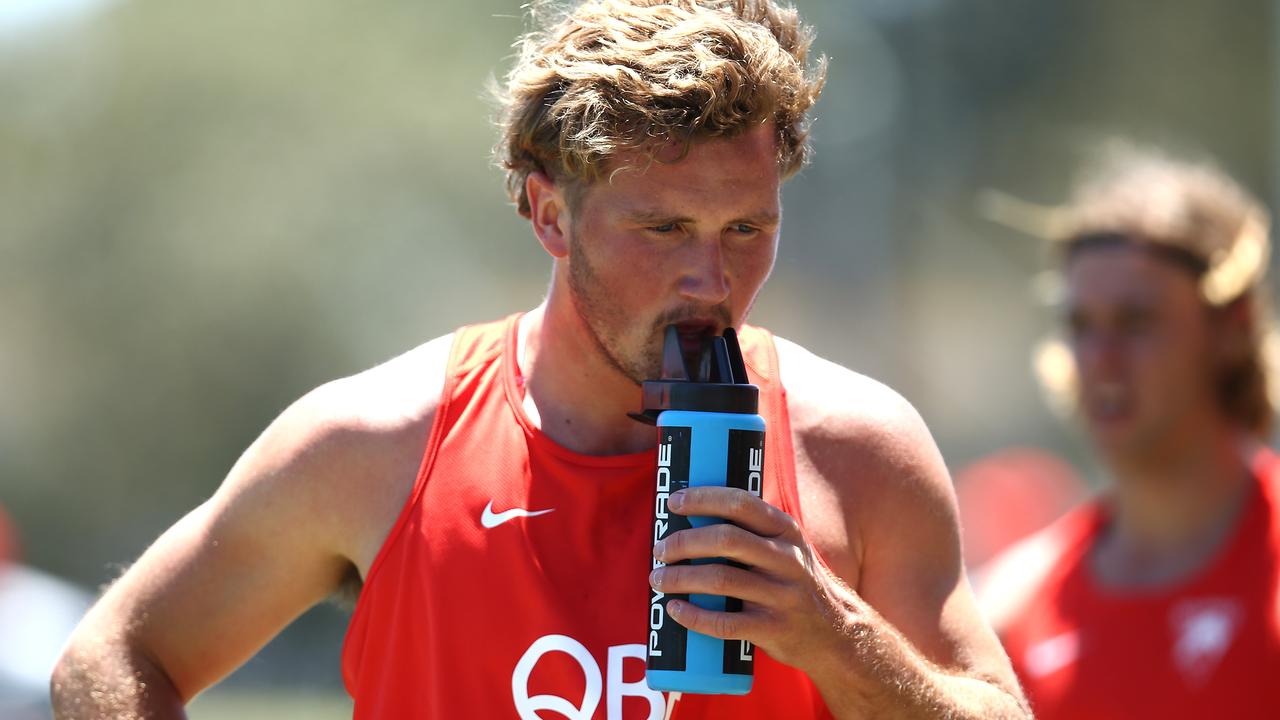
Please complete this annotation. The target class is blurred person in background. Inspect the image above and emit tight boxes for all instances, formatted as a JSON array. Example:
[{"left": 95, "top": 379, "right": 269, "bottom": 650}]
[
  {"left": 978, "top": 145, "right": 1280, "bottom": 718},
  {"left": 51, "top": 1, "right": 1027, "bottom": 719},
  {"left": 0, "top": 502, "right": 92, "bottom": 720},
  {"left": 953, "top": 448, "right": 1087, "bottom": 573},
  {"left": 0, "top": 502, "right": 15, "bottom": 567}
]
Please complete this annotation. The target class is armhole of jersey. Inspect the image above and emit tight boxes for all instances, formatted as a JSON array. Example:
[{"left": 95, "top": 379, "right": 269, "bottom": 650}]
[
  {"left": 750, "top": 328, "right": 805, "bottom": 525},
  {"left": 354, "top": 331, "right": 463, "bottom": 594}
]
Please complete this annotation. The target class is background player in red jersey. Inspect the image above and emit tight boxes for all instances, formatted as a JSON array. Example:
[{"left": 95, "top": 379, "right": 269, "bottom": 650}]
[
  {"left": 52, "top": 2, "right": 1027, "bottom": 717},
  {"left": 979, "top": 145, "right": 1280, "bottom": 718}
]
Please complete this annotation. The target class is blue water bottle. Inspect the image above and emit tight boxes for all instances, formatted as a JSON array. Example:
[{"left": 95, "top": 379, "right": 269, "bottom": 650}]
[{"left": 635, "top": 326, "right": 765, "bottom": 695}]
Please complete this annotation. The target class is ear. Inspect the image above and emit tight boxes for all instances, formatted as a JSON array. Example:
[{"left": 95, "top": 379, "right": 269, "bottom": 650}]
[{"left": 525, "top": 171, "right": 570, "bottom": 258}]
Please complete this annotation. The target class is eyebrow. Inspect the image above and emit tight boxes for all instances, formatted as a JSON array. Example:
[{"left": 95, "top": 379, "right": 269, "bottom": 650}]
[
  {"left": 623, "top": 209, "right": 781, "bottom": 225},
  {"left": 1063, "top": 293, "right": 1161, "bottom": 321}
]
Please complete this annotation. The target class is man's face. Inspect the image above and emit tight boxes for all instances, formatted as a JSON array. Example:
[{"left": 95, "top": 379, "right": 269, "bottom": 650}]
[
  {"left": 562, "top": 124, "right": 782, "bottom": 383},
  {"left": 1063, "top": 244, "right": 1221, "bottom": 461}
]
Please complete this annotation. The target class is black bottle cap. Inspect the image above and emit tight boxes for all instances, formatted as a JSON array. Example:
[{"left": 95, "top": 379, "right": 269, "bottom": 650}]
[{"left": 628, "top": 325, "right": 759, "bottom": 424}]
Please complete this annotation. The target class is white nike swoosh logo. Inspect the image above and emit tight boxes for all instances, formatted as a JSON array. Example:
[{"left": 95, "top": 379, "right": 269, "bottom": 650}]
[{"left": 480, "top": 501, "right": 556, "bottom": 529}]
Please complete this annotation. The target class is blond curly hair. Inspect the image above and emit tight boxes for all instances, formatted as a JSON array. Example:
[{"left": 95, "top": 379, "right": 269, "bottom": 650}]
[{"left": 496, "top": 0, "right": 826, "bottom": 217}]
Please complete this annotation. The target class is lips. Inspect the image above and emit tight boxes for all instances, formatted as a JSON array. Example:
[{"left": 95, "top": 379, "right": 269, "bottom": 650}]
[
  {"left": 673, "top": 320, "right": 720, "bottom": 355},
  {"left": 1085, "top": 382, "right": 1133, "bottom": 425}
]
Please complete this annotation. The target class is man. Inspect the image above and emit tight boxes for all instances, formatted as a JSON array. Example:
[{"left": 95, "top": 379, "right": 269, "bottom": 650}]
[
  {"left": 52, "top": 2, "right": 1027, "bottom": 717},
  {"left": 979, "top": 146, "right": 1280, "bottom": 718}
]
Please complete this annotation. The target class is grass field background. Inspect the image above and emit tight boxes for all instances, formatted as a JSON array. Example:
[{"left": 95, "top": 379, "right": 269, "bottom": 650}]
[{"left": 188, "top": 690, "right": 353, "bottom": 720}]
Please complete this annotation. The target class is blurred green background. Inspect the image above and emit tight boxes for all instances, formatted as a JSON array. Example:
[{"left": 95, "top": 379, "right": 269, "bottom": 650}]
[{"left": 0, "top": 0, "right": 1273, "bottom": 716}]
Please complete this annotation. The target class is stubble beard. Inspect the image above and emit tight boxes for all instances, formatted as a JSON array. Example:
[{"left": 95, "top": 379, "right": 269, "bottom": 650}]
[
  {"left": 567, "top": 232, "right": 740, "bottom": 385},
  {"left": 567, "top": 233, "right": 656, "bottom": 386}
]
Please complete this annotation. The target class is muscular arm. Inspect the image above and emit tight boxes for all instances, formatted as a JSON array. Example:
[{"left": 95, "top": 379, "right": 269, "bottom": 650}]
[
  {"left": 50, "top": 336, "right": 449, "bottom": 718},
  {"left": 651, "top": 338, "right": 1028, "bottom": 719},
  {"left": 801, "top": 412, "right": 1025, "bottom": 716},
  {"left": 782, "top": 339, "right": 1028, "bottom": 718}
]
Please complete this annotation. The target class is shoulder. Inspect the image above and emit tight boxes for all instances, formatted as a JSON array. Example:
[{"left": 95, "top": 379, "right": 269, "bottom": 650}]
[
  {"left": 256, "top": 332, "right": 454, "bottom": 472},
  {"left": 974, "top": 505, "right": 1095, "bottom": 635},
  {"left": 213, "top": 332, "right": 456, "bottom": 574},
  {"left": 54, "top": 333, "right": 460, "bottom": 700},
  {"left": 773, "top": 335, "right": 950, "bottom": 505},
  {"left": 772, "top": 336, "right": 955, "bottom": 576},
  {"left": 772, "top": 337, "right": 1023, "bottom": 676},
  {"left": 301, "top": 332, "right": 455, "bottom": 435}
]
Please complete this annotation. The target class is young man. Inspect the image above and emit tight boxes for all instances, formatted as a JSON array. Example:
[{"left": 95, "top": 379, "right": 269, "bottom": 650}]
[
  {"left": 52, "top": 2, "right": 1027, "bottom": 717},
  {"left": 980, "top": 148, "right": 1280, "bottom": 718}
]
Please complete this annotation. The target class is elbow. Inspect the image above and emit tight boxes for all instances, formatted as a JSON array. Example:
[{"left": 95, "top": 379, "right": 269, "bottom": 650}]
[
  {"left": 50, "top": 641, "right": 89, "bottom": 716},
  {"left": 49, "top": 628, "right": 186, "bottom": 718}
]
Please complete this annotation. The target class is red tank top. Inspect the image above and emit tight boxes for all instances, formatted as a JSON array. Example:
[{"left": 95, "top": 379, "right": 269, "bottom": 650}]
[
  {"left": 342, "top": 315, "right": 834, "bottom": 719},
  {"left": 999, "top": 451, "right": 1280, "bottom": 719}
]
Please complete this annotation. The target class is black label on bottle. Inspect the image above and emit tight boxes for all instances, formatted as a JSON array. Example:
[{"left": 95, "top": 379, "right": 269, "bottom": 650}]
[
  {"left": 722, "top": 428, "right": 765, "bottom": 676},
  {"left": 648, "top": 425, "right": 692, "bottom": 672}
]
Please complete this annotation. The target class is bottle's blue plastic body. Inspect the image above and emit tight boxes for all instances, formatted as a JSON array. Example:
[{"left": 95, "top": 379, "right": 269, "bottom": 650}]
[{"left": 646, "top": 408, "right": 766, "bottom": 695}]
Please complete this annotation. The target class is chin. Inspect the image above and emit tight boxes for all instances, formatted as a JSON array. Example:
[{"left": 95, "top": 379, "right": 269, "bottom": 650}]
[{"left": 1092, "top": 424, "right": 1167, "bottom": 467}]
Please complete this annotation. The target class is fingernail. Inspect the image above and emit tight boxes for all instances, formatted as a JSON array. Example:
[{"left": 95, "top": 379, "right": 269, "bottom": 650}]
[
  {"left": 650, "top": 567, "right": 665, "bottom": 588},
  {"left": 653, "top": 540, "right": 666, "bottom": 559},
  {"left": 669, "top": 491, "right": 685, "bottom": 510}
]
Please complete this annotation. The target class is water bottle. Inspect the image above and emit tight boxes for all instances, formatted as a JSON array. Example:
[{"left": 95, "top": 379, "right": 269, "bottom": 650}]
[{"left": 633, "top": 325, "right": 765, "bottom": 695}]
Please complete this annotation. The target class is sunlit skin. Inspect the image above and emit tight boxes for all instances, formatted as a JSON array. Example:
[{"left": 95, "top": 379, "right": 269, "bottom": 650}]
[
  {"left": 521, "top": 123, "right": 781, "bottom": 456},
  {"left": 51, "top": 126, "right": 1028, "bottom": 719},
  {"left": 524, "top": 126, "right": 861, "bottom": 676},
  {"left": 1064, "top": 245, "right": 1223, "bottom": 467},
  {"left": 1063, "top": 243, "right": 1256, "bottom": 584},
  {"left": 518, "top": 125, "right": 1025, "bottom": 715},
  {"left": 566, "top": 140, "right": 782, "bottom": 383}
]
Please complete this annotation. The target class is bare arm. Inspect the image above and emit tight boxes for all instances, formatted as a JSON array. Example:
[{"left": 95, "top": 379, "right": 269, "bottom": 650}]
[
  {"left": 650, "top": 339, "right": 1029, "bottom": 719},
  {"left": 798, "top": 395, "right": 1028, "bottom": 718},
  {"left": 790, "top": 343, "right": 1027, "bottom": 717},
  {"left": 51, "top": 336, "right": 449, "bottom": 718}
]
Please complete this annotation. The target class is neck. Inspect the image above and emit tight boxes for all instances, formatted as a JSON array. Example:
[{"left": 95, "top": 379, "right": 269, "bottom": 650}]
[
  {"left": 1093, "top": 423, "right": 1256, "bottom": 589},
  {"left": 519, "top": 295, "right": 655, "bottom": 456}
]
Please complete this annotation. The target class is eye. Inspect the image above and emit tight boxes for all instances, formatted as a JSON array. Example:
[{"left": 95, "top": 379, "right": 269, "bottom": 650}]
[
  {"left": 731, "top": 223, "right": 758, "bottom": 236},
  {"left": 650, "top": 223, "right": 678, "bottom": 234}
]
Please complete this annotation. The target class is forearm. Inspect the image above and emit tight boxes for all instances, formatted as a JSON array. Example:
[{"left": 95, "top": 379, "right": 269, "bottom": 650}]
[
  {"left": 51, "top": 634, "right": 187, "bottom": 720},
  {"left": 807, "top": 595, "right": 1030, "bottom": 720}
]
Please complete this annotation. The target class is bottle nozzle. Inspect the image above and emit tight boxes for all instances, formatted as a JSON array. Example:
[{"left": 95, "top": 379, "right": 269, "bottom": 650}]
[
  {"left": 630, "top": 324, "right": 759, "bottom": 424},
  {"left": 660, "top": 325, "right": 691, "bottom": 381},
  {"left": 722, "top": 327, "right": 749, "bottom": 385}
]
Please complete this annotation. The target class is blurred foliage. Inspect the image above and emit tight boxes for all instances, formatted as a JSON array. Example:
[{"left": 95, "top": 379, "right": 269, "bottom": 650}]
[{"left": 0, "top": 0, "right": 1272, "bottom": 693}]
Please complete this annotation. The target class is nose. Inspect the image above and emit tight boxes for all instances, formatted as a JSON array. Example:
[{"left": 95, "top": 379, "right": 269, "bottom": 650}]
[
  {"left": 676, "top": 235, "right": 730, "bottom": 305},
  {"left": 1075, "top": 329, "right": 1126, "bottom": 379}
]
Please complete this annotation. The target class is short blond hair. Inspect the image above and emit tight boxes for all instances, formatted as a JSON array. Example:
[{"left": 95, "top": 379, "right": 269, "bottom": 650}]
[{"left": 496, "top": 0, "right": 825, "bottom": 217}]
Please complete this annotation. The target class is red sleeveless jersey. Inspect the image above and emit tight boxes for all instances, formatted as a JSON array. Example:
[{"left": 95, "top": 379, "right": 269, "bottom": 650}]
[
  {"left": 998, "top": 450, "right": 1280, "bottom": 719},
  {"left": 342, "top": 315, "right": 834, "bottom": 719}
]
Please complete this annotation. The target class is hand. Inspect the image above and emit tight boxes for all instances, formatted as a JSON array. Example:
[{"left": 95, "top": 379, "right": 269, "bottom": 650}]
[{"left": 648, "top": 486, "right": 854, "bottom": 675}]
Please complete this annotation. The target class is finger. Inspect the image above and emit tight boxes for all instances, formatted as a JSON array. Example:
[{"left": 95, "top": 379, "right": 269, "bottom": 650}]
[
  {"left": 665, "top": 598, "right": 763, "bottom": 642},
  {"left": 669, "top": 487, "right": 798, "bottom": 539},
  {"left": 649, "top": 561, "right": 788, "bottom": 607},
  {"left": 654, "top": 523, "right": 805, "bottom": 579}
]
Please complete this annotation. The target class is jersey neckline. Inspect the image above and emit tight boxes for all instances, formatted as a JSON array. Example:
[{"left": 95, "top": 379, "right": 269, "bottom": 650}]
[
  {"left": 499, "top": 312, "right": 657, "bottom": 470},
  {"left": 1073, "top": 448, "right": 1275, "bottom": 603}
]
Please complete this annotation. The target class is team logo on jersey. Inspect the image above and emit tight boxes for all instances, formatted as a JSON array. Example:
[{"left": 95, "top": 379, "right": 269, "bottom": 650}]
[
  {"left": 513, "top": 634, "right": 680, "bottom": 720},
  {"left": 1169, "top": 597, "right": 1242, "bottom": 686}
]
